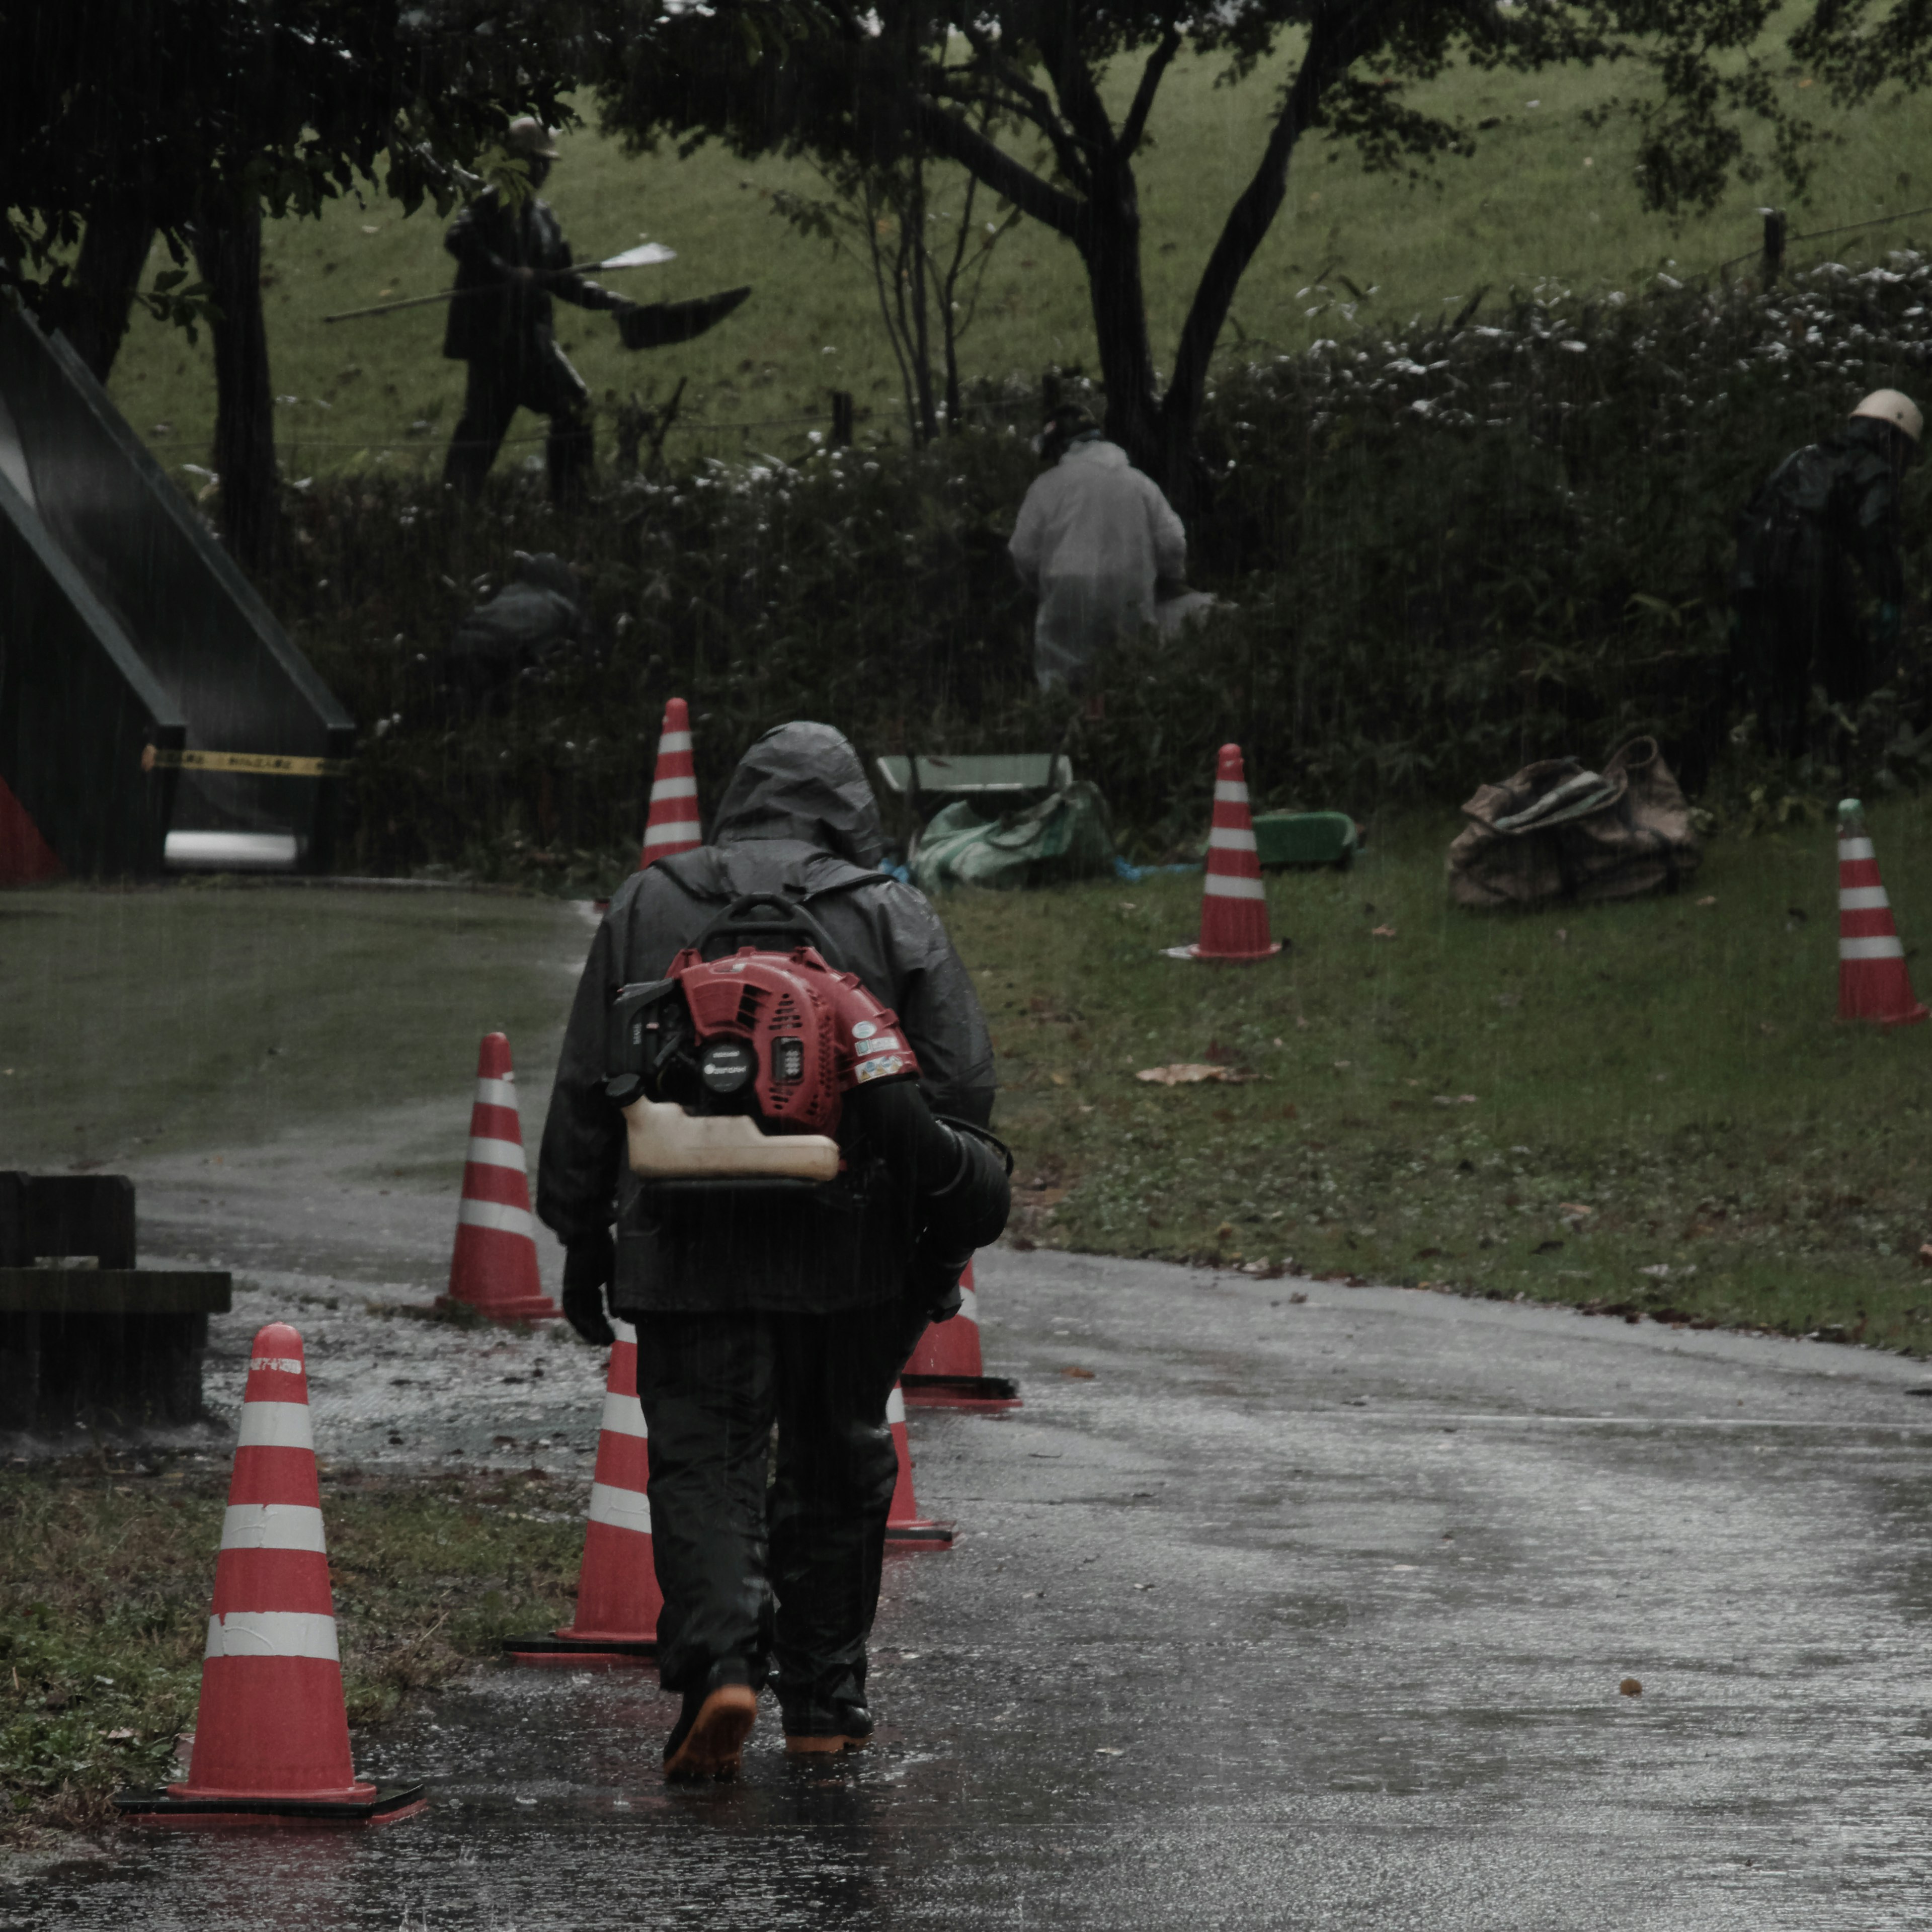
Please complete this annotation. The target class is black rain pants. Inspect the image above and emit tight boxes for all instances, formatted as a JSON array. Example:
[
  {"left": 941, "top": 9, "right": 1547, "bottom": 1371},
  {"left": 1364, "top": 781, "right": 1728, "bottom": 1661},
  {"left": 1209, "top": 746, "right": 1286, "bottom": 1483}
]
[
  {"left": 443, "top": 339, "right": 593, "bottom": 506},
  {"left": 632, "top": 1293, "right": 929, "bottom": 1716},
  {"left": 1735, "top": 580, "right": 1869, "bottom": 759}
]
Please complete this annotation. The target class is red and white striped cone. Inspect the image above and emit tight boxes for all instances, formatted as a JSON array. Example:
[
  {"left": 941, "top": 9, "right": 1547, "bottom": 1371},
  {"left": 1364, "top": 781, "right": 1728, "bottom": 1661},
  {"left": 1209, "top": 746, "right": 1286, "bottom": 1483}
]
[
  {"left": 115, "top": 1325, "right": 424, "bottom": 1824},
  {"left": 440, "top": 1033, "right": 559, "bottom": 1324},
  {"left": 1166, "top": 743, "right": 1282, "bottom": 962},
  {"left": 1837, "top": 800, "right": 1928, "bottom": 1026},
  {"left": 506, "top": 1318, "right": 663, "bottom": 1664},
  {"left": 884, "top": 1381, "right": 953, "bottom": 1549},
  {"left": 902, "top": 1260, "right": 1020, "bottom": 1410},
  {"left": 636, "top": 697, "right": 702, "bottom": 868}
]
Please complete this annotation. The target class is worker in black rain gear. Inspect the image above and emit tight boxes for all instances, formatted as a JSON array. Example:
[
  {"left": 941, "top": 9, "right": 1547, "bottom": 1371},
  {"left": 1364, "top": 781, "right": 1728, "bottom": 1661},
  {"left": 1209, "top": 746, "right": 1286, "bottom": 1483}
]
[
  {"left": 441, "top": 118, "right": 635, "bottom": 504},
  {"left": 537, "top": 721, "right": 1005, "bottom": 1780},
  {"left": 1731, "top": 388, "right": 1921, "bottom": 757}
]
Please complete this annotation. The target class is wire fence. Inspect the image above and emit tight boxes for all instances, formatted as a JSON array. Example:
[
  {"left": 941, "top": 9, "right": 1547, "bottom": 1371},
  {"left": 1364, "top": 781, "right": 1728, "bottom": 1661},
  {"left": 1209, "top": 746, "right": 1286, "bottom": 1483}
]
[
  {"left": 1715, "top": 201, "right": 1932, "bottom": 277},
  {"left": 263, "top": 409, "right": 836, "bottom": 456}
]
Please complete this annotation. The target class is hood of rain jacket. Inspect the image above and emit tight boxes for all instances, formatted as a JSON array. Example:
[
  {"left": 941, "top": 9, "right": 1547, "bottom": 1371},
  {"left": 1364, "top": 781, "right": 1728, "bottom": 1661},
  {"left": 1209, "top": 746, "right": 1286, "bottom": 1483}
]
[{"left": 707, "top": 720, "right": 888, "bottom": 868}]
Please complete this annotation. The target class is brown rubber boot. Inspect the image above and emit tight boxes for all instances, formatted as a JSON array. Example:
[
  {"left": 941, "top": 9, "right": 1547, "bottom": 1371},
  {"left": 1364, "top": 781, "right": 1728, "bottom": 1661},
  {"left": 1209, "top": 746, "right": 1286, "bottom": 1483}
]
[
  {"left": 663, "top": 1682, "right": 759, "bottom": 1782},
  {"left": 782, "top": 1700, "right": 874, "bottom": 1756}
]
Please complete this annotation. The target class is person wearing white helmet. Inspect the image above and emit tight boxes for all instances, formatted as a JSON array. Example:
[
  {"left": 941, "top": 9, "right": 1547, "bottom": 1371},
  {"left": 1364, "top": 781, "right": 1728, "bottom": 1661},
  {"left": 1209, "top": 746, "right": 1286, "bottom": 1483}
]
[
  {"left": 441, "top": 118, "right": 638, "bottom": 505},
  {"left": 1730, "top": 388, "right": 1921, "bottom": 757}
]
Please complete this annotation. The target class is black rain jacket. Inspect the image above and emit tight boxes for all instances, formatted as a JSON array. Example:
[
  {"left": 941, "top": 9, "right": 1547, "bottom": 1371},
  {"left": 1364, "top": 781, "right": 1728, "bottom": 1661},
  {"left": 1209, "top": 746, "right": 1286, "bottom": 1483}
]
[
  {"left": 536, "top": 722, "right": 997, "bottom": 1314},
  {"left": 442, "top": 190, "right": 624, "bottom": 365},
  {"left": 1732, "top": 415, "right": 1908, "bottom": 608}
]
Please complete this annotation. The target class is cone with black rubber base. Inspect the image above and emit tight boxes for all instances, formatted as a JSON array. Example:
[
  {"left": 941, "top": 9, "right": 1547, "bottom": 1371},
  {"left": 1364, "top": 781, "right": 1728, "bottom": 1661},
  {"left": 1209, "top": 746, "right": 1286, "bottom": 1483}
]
[
  {"left": 884, "top": 1382, "right": 953, "bottom": 1549},
  {"left": 116, "top": 1324, "right": 425, "bottom": 1827},
  {"left": 901, "top": 1260, "right": 1020, "bottom": 1411},
  {"left": 505, "top": 1318, "right": 662, "bottom": 1665}
]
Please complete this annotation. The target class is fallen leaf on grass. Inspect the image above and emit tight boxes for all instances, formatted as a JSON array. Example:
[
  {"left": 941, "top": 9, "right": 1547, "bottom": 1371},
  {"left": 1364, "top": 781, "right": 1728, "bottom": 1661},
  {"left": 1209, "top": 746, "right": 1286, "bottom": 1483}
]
[
  {"left": 1135, "top": 1063, "right": 1260, "bottom": 1085},
  {"left": 1061, "top": 1365, "right": 1096, "bottom": 1380},
  {"left": 1917, "top": 1242, "right": 1932, "bottom": 1269},
  {"left": 100, "top": 1728, "right": 136, "bottom": 1743},
  {"left": 1371, "top": 924, "right": 1397, "bottom": 939},
  {"left": 1696, "top": 895, "right": 1717, "bottom": 907},
  {"left": 1432, "top": 1093, "right": 1478, "bottom": 1106}
]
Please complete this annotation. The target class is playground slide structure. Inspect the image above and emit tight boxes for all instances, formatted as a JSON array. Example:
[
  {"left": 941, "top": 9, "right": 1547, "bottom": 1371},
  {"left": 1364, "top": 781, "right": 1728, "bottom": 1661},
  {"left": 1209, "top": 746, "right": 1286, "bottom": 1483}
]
[{"left": 0, "top": 303, "right": 353, "bottom": 881}]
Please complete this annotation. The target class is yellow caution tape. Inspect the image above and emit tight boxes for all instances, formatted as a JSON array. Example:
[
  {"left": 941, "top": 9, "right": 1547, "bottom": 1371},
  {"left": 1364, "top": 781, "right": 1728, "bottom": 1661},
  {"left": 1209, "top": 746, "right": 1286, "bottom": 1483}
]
[{"left": 142, "top": 746, "right": 351, "bottom": 778}]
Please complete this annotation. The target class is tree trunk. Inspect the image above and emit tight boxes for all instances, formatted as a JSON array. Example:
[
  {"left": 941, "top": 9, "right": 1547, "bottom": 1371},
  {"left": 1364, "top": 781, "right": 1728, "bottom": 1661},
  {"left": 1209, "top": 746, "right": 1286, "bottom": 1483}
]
[
  {"left": 193, "top": 182, "right": 281, "bottom": 577},
  {"left": 1077, "top": 157, "right": 1163, "bottom": 472},
  {"left": 43, "top": 206, "right": 156, "bottom": 385},
  {"left": 1155, "top": 4, "right": 1389, "bottom": 519},
  {"left": 907, "top": 163, "right": 939, "bottom": 443}
]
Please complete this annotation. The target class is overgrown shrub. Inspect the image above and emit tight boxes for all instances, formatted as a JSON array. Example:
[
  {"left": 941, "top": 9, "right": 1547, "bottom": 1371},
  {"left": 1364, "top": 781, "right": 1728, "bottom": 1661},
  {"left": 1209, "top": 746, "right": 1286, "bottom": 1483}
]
[{"left": 272, "top": 253, "right": 1932, "bottom": 881}]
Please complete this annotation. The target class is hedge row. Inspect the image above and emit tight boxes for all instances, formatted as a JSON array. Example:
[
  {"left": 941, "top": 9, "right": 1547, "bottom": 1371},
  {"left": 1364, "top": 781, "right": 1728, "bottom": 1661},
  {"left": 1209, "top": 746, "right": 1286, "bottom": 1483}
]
[{"left": 276, "top": 253, "right": 1932, "bottom": 881}]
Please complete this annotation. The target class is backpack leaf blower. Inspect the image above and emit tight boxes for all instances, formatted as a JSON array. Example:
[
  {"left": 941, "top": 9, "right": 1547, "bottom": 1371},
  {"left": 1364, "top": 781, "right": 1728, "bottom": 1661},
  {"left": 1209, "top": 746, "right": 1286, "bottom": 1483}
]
[{"left": 604, "top": 895, "right": 1009, "bottom": 1283}]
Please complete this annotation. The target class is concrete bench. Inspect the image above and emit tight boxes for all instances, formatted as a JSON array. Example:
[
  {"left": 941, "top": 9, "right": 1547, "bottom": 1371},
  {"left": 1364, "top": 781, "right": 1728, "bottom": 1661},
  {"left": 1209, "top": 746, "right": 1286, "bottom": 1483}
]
[{"left": 0, "top": 1174, "right": 231, "bottom": 1431}]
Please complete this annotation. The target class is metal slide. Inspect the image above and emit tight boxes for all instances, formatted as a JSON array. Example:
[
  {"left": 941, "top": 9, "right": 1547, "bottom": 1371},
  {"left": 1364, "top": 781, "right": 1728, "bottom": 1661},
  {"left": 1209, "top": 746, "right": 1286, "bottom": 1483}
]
[{"left": 0, "top": 304, "right": 353, "bottom": 880}]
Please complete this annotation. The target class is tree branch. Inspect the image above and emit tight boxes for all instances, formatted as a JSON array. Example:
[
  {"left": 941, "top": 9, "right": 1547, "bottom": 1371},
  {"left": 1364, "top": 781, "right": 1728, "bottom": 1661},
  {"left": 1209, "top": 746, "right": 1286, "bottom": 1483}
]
[
  {"left": 1165, "top": 0, "right": 1394, "bottom": 431},
  {"left": 956, "top": 24, "right": 1093, "bottom": 194},
  {"left": 1120, "top": 24, "right": 1182, "bottom": 159},
  {"left": 1032, "top": 5, "right": 1122, "bottom": 164},
  {"left": 910, "top": 94, "right": 1082, "bottom": 238}
]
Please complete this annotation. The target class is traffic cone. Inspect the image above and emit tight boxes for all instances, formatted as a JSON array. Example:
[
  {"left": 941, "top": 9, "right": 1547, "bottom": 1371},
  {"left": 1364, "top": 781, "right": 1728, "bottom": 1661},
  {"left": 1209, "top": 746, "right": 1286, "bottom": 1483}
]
[
  {"left": 902, "top": 1260, "right": 1020, "bottom": 1411},
  {"left": 637, "top": 697, "right": 702, "bottom": 868},
  {"left": 1165, "top": 744, "right": 1282, "bottom": 961},
  {"left": 440, "top": 1033, "right": 559, "bottom": 1324},
  {"left": 1837, "top": 799, "right": 1928, "bottom": 1026},
  {"left": 115, "top": 1325, "right": 424, "bottom": 1824},
  {"left": 884, "top": 1381, "right": 953, "bottom": 1549},
  {"left": 506, "top": 1318, "right": 662, "bottom": 1664}
]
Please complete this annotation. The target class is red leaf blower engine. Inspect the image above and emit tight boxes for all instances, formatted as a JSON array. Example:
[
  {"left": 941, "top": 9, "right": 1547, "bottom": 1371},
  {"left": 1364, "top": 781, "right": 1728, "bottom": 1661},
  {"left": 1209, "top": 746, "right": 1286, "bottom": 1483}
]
[{"left": 603, "top": 896, "right": 1009, "bottom": 1262}]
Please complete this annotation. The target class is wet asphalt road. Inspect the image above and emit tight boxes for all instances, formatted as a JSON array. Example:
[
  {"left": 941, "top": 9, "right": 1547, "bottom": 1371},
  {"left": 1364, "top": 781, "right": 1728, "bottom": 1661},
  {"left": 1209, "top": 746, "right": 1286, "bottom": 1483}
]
[{"left": 13, "top": 1192, "right": 1932, "bottom": 1927}]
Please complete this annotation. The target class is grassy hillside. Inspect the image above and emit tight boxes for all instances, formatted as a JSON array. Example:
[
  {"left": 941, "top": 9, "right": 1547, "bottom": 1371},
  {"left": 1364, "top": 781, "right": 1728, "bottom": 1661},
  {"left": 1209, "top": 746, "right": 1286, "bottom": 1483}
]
[{"left": 107, "top": 50, "right": 1932, "bottom": 478}]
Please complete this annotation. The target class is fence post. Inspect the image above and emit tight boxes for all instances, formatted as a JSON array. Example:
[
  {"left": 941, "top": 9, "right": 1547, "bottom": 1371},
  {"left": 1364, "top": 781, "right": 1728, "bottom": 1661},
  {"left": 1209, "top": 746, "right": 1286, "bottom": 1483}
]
[
  {"left": 831, "top": 390, "right": 854, "bottom": 448},
  {"left": 1761, "top": 209, "right": 1787, "bottom": 287}
]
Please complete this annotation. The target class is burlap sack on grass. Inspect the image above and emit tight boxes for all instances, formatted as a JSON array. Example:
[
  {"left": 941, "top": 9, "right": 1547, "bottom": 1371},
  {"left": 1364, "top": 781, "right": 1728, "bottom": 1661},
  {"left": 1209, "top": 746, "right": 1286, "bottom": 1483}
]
[{"left": 1446, "top": 737, "right": 1700, "bottom": 909}]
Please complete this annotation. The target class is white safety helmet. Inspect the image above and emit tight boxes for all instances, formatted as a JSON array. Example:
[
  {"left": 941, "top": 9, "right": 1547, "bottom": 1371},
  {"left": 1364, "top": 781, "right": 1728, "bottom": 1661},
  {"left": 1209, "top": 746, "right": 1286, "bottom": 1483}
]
[
  {"left": 506, "top": 116, "right": 559, "bottom": 159},
  {"left": 1852, "top": 388, "right": 1923, "bottom": 445}
]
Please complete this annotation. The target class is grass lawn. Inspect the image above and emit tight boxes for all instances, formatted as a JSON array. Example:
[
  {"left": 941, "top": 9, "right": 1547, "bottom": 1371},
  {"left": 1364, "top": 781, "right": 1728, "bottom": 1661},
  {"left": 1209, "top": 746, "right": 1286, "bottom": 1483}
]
[
  {"left": 104, "top": 50, "right": 1932, "bottom": 477},
  {"left": 0, "top": 1457, "right": 582, "bottom": 1839},
  {"left": 0, "top": 886, "right": 587, "bottom": 1169},
  {"left": 6, "top": 801, "right": 1932, "bottom": 1351},
  {"left": 943, "top": 796, "right": 1932, "bottom": 1355}
]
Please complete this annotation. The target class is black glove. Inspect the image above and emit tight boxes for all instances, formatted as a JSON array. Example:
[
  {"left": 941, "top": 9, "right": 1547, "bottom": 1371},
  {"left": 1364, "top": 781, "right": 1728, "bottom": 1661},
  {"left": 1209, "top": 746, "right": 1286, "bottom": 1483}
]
[{"left": 561, "top": 1230, "right": 616, "bottom": 1347}]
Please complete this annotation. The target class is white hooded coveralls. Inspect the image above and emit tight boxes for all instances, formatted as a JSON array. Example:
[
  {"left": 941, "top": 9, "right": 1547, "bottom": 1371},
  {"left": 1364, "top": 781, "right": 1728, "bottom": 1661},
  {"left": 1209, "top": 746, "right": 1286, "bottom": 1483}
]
[{"left": 1009, "top": 437, "right": 1187, "bottom": 690}]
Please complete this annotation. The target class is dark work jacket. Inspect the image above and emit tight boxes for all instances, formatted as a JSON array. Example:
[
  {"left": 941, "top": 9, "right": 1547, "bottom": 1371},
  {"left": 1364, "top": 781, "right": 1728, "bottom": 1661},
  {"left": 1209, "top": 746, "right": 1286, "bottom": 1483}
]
[
  {"left": 536, "top": 723, "right": 997, "bottom": 1314},
  {"left": 442, "top": 190, "right": 622, "bottom": 364},
  {"left": 1732, "top": 416, "right": 1908, "bottom": 609}
]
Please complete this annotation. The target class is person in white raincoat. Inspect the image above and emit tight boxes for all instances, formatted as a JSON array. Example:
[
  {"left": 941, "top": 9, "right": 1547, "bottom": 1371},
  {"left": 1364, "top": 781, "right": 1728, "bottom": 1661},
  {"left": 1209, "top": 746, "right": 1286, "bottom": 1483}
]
[{"left": 1009, "top": 406, "right": 1188, "bottom": 691}]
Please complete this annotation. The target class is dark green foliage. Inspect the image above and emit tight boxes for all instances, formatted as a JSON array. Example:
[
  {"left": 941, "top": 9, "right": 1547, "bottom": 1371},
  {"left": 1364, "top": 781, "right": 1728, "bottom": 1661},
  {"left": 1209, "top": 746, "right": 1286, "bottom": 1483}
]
[{"left": 280, "top": 257, "right": 1932, "bottom": 883}]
